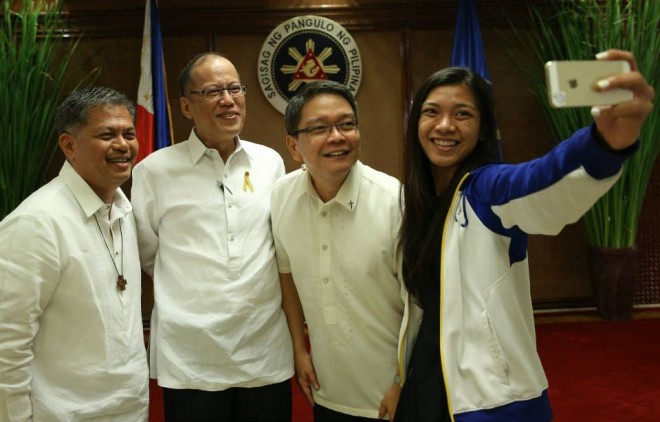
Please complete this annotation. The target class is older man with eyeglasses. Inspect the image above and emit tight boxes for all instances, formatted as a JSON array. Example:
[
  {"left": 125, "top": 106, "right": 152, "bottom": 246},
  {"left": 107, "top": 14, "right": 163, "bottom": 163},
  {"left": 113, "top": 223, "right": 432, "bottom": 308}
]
[
  {"left": 271, "top": 80, "right": 407, "bottom": 422},
  {"left": 131, "top": 52, "right": 293, "bottom": 421}
]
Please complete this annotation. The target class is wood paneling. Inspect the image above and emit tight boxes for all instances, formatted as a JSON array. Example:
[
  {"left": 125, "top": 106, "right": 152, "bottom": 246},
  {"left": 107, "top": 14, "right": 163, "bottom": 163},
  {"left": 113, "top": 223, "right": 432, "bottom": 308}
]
[
  {"left": 11, "top": 0, "right": 656, "bottom": 310},
  {"left": 55, "top": 0, "right": 532, "bottom": 37}
]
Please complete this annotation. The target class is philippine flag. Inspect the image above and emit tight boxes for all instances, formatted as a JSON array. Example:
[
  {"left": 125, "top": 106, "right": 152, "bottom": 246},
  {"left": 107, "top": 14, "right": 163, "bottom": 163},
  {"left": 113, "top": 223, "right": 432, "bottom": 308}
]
[{"left": 136, "top": 0, "right": 172, "bottom": 163}]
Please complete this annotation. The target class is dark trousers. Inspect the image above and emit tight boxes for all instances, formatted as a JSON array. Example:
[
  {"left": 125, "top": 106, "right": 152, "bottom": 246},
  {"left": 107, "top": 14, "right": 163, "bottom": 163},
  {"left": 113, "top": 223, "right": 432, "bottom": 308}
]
[
  {"left": 313, "top": 404, "right": 382, "bottom": 422},
  {"left": 162, "top": 379, "right": 292, "bottom": 422}
]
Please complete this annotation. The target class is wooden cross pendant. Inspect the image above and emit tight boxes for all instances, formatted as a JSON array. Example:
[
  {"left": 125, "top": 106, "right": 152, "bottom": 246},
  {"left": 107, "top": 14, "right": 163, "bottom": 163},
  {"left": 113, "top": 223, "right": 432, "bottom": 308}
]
[{"left": 117, "top": 275, "right": 127, "bottom": 292}]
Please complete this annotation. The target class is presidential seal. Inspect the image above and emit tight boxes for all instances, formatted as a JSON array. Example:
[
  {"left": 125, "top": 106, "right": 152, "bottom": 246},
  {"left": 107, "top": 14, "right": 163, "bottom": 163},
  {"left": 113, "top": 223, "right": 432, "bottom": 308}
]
[{"left": 258, "top": 15, "right": 362, "bottom": 114}]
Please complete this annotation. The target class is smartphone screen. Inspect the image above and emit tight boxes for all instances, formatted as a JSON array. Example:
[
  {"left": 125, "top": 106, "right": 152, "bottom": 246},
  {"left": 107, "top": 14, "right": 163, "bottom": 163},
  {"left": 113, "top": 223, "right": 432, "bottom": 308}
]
[{"left": 545, "top": 60, "right": 633, "bottom": 108}]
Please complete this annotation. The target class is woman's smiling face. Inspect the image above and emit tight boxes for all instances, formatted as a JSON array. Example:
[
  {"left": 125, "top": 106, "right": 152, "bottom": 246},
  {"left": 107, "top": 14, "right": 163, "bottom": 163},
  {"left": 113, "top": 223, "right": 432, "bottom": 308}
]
[{"left": 418, "top": 82, "right": 481, "bottom": 187}]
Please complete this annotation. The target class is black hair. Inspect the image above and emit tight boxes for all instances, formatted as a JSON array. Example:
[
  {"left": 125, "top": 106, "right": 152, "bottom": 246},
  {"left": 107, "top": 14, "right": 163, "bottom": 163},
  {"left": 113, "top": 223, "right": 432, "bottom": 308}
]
[
  {"left": 398, "top": 67, "right": 500, "bottom": 299},
  {"left": 284, "top": 80, "right": 359, "bottom": 135}
]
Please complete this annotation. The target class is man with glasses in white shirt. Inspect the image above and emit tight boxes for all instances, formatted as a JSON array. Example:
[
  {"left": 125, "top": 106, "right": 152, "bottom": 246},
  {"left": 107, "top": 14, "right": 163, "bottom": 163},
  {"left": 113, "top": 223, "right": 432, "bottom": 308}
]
[
  {"left": 131, "top": 52, "right": 293, "bottom": 421},
  {"left": 271, "top": 80, "right": 407, "bottom": 421}
]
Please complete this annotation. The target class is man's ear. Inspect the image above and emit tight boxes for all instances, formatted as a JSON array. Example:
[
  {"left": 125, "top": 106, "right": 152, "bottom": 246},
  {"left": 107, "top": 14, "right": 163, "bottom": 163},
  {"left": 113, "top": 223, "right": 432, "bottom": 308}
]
[
  {"left": 286, "top": 135, "right": 303, "bottom": 163},
  {"left": 180, "top": 96, "right": 193, "bottom": 120},
  {"left": 59, "top": 133, "right": 75, "bottom": 160}
]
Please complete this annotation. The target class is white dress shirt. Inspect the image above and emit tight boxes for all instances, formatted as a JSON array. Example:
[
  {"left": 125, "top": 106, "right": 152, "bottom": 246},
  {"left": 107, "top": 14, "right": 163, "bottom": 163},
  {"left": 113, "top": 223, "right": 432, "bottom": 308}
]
[
  {"left": 271, "top": 161, "right": 406, "bottom": 418},
  {"left": 131, "top": 129, "right": 293, "bottom": 390},
  {"left": 0, "top": 161, "right": 149, "bottom": 422}
]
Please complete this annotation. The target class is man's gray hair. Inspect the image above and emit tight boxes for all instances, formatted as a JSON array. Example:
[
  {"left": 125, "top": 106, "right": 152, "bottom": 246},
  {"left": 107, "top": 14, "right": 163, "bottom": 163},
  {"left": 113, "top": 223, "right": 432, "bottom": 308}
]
[{"left": 54, "top": 86, "right": 135, "bottom": 134}]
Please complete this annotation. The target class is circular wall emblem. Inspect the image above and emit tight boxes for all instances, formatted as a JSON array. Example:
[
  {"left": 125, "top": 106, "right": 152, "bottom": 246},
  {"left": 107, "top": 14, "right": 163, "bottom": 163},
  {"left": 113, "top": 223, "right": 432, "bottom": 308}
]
[{"left": 258, "top": 15, "right": 362, "bottom": 114}]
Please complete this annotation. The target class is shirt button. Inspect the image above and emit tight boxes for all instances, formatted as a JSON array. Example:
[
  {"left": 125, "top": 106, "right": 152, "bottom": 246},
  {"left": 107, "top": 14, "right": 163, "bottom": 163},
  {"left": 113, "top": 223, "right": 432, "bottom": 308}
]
[
  {"left": 322, "top": 244, "right": 328, "bottom": 251},
  {"left": 321, "top": 211, "right": 327, "bottom": 217},
  {"left": 323, "top": 277, "right": 329, "bottom": 283},
  {"left": 228, "top": 203, "right": 233, "bottom": 208},
  {"left": 229, "top": 235, "right": 235, "bottom": 241}
]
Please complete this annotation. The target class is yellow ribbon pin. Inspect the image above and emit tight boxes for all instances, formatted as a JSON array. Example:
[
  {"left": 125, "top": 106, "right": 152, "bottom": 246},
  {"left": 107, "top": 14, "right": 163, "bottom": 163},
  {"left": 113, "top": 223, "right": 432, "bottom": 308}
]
[{"left": 243, "top": 171, "right": 254, "bottom": 193}]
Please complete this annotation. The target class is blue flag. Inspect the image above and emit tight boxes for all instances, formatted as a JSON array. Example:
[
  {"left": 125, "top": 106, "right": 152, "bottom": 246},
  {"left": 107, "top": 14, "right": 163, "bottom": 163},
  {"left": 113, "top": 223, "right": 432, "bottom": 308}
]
[
  {"left": 450, "top": 0, "right": 491, "bottom": 83},
  {"left": 450, "top": 0, "right": 501, "bottom": 150},
  {"left": 149, "top": 0, "right": 172, "bottom": 151}
]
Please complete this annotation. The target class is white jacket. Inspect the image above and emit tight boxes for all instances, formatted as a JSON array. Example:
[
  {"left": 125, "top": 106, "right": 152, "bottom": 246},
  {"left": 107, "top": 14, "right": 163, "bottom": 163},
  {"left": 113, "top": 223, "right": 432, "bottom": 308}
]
[{"left": 399, "top": 126, "right": 633, "bottom": 421}]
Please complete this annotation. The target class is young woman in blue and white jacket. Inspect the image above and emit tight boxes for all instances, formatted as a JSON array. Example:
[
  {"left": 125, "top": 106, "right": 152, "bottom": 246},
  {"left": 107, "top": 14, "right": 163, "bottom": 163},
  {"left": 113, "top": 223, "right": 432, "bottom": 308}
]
[{"left": 394, "top": 50, "right": 654, "bottom": 422}]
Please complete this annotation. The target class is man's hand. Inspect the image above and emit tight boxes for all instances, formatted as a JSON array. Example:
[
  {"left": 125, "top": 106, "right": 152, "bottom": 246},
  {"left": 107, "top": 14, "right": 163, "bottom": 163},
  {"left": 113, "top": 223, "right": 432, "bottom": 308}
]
[
  {"left": 378, "top": 382, "right": 402, "bottom": 421},
  {"left": 294, "top": 352, "right": 320, "bottom": 407}
]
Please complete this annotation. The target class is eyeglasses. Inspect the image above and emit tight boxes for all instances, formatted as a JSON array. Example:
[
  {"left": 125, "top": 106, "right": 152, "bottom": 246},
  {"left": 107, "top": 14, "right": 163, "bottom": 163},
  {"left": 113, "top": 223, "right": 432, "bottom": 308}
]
[
  {"left": 187, "top": 85, "right": 247, "bottom": 100},
  {"left": 291, "top": 120, "right": 358, "bottom": 138}
]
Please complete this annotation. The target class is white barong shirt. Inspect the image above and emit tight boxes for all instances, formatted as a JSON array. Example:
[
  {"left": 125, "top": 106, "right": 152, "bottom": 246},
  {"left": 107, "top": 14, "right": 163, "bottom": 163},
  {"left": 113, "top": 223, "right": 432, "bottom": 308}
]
[
  {"left": 0, "top": 161, "right": 149, "bottom": 421},
  {"left": 271, "top": 161, "right": 405, "bottom": 418},
  {"left": 131, "top": 130, "right": 293, "bottom": 391}
]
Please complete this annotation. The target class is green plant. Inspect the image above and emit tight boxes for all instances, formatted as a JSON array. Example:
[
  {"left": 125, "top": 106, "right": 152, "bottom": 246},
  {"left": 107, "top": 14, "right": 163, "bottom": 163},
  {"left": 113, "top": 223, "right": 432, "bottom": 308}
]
[
  {"left": 0, "top": 0, "right": 97, "bottom": 220},
  {"left": 504, "top": 0, "right": 660, "bottom": 248}
]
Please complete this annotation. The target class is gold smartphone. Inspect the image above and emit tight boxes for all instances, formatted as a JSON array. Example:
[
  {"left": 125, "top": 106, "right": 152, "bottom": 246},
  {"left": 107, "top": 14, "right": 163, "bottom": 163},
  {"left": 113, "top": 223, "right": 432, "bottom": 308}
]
[{"left": 545, "top": 60, "right": 633, "bottom": 108}]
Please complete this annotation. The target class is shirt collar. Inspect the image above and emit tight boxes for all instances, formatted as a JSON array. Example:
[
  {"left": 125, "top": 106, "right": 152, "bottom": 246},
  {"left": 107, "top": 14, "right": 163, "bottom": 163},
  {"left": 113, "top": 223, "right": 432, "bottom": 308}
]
[
  {"left": 59, "top": 160, "right": 132, "bottom": 219},
  {"left": 187, "top": 128, "right": 250, "bottom": 164},
  {"left": 301, "top": 160, "right": 363, "bottom": 212},
  {"left": 334, "top": 160, "right": 362, "bottom": 211}
]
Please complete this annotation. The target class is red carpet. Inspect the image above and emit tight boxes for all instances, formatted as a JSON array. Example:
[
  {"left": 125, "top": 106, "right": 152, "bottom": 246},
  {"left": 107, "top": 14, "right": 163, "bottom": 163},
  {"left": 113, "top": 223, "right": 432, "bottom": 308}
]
[
  {"left": 148, "top": 315, "right": 660, "bottom": 421},
  {"left": 537, "top": 316, "right": 660, "bottom": 421}
]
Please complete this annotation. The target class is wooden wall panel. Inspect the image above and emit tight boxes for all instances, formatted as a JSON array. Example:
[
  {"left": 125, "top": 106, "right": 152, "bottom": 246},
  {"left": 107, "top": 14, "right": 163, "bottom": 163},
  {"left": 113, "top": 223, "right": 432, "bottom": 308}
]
[
  {"left": 349, "top": 31, "right": 404, "bottom": 179},
  {"left": 15, "top": 1, "right": 656, "bottom": 312}
]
